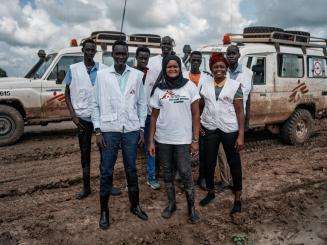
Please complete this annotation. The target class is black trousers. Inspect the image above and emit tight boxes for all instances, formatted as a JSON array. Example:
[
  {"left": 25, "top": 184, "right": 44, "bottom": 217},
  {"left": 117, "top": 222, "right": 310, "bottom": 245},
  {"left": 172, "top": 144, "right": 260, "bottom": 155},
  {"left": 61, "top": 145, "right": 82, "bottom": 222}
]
[
  {"left": 77, "top": 118, "right": 94, "bottom": 171},
  {"left": 203, "top": 127, "right": 242, "bottom": 192},
  {"left": 156, "top": 142, "right": 194, "bottom": 192}
]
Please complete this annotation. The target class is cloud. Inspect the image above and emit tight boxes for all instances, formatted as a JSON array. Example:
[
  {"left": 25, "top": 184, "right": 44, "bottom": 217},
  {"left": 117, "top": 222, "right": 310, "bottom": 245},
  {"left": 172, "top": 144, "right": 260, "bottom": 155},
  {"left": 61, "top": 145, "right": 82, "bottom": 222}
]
[
  {"left": 0, "top": 0, "right": 326, "bottom": 77},
  {"left": 249, "top": 0, "right": 327, "bottom": 30}
]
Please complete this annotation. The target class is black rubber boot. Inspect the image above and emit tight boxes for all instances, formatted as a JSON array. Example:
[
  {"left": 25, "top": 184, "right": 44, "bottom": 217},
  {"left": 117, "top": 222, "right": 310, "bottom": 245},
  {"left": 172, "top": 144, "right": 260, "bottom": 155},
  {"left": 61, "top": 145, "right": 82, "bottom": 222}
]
[
  {"left": 161, "top": 183, "right": 177, "bottom": 219},
  {"left": 99, "top": 195, "right": 110, "bottom": 230},
  {"left": 186, "top": 190, "right": 199, "bottom": 224},
  {"left": 199, "top": 191, "right": 215, "bottom": 207},
  {"left": 230, "top": 200, "right": 242, "bottom": 214},
  {"left": 76, "top": 167, "right": 91, "bottom": 200},
  {"left": 128, "top": 189, "right": 148, "bottom": 221}
]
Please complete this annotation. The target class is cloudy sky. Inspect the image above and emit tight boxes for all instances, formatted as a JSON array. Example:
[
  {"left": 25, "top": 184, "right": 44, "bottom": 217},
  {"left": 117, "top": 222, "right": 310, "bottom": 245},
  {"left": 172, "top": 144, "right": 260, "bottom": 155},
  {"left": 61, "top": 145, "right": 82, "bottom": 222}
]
[{"left": 0, "top": 0, "right": 326, "bottom": 76}]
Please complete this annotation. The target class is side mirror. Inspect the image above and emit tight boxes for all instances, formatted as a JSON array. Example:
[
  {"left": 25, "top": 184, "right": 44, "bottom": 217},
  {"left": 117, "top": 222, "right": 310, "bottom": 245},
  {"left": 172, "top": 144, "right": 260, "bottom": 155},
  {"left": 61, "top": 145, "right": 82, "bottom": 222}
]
[{"left": 56, "top": 70, "right": 66, "bottom": 84}]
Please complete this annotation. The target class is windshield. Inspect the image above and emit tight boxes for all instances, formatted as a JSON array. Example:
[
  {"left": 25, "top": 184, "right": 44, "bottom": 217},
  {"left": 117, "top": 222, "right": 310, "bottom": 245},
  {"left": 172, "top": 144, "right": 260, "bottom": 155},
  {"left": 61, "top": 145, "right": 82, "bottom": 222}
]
[
  {"left": 34, "top": 53, "right": 57, "bottom": 79},
  {"left": 102, "top": 52, "right": 136, "bottom": 67}
]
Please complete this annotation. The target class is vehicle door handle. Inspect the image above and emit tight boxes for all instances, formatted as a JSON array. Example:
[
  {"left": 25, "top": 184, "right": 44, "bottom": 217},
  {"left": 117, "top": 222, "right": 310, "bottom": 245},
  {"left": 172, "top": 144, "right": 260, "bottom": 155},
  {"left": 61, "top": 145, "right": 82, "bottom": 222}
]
[{"left": 260, "top": 93, "right": 266, "bottom": 97}]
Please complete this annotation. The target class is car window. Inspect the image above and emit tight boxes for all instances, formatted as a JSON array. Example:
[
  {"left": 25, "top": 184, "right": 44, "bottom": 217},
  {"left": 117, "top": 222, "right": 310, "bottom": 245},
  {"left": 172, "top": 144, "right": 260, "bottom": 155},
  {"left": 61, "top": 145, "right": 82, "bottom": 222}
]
[
  {"left": 47, "top": 55, "right": 84, "bottom": 81},
  {"left": 34, "top": 54, "right": 56, "bottom": 79},
  {"left": 307, "top": 56, "right": 327, "bottom": 78},
  {"left": 278, "top": 54, "right": 304, "bottom": 78},
  {"left": 246, "top": 56, "right": 266, "bottom": 85},
  {"left": 102, "top": 52, "right": 136, "bottom": 67}
]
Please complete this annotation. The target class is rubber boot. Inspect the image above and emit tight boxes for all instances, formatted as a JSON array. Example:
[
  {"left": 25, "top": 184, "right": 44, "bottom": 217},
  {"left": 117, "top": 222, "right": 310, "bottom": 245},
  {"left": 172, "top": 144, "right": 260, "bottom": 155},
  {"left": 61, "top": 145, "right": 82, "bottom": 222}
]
[
  {"left": 186, "top": 190, "right": 199, "bottom": 224},
  {"left": 76, "top": 167, "right": 91, "bottom": 199},
  {"left": 161, "top": 183, "right": 177, "bottom": 219},
  {"left": 128, "top": 189, "right": 148, "bottom": 220},
  {"left": 99, "top": 195, "right": 110, "bottom": 230}
]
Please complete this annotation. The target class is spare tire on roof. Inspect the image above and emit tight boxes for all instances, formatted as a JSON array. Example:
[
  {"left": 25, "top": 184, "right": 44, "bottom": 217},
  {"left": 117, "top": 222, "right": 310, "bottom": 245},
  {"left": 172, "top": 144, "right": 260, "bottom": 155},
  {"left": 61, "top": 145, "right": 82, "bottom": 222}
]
[
  {"left": 243, "top": 26, "right": 284, "bottom": 34},
  {"left": 284, "top": 30, "right": 310, "bottom": 43},
  {"left": 243, "top": 26, "right": 285, "bottom": 39}
]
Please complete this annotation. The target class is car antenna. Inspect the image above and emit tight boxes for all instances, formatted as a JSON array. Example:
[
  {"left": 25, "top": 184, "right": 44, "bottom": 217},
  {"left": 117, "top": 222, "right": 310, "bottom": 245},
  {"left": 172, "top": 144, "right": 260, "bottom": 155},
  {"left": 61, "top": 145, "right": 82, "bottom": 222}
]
[{"left": 120, "top": 0, "right": 127, "bottom": 40}]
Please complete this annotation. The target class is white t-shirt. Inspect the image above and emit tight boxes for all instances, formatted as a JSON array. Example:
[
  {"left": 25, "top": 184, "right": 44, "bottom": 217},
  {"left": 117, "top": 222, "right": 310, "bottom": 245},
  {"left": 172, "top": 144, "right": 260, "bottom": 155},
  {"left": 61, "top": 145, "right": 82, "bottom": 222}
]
[{"left": 150, "top": 81, "right": 200, "bottom": 145}]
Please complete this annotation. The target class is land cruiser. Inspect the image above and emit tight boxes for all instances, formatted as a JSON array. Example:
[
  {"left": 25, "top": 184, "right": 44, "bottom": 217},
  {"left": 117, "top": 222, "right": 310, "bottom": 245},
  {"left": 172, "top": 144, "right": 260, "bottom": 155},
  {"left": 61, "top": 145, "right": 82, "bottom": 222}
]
[
  {"left": 199, "top": 27, "right": 327, "bottom": 145},
  {"left": 0, "top": 31, "right": 162, "bottom": 146}
]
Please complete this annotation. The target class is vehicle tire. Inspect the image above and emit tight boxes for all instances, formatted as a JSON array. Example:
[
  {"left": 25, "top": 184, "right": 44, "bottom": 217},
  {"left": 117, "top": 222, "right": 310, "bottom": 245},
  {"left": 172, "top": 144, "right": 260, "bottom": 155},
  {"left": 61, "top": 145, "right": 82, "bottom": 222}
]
[
  {"left": 284, "top": 30, "right": 310, "bottom": 43},
  {"left": 243, "top": 26, "right": 284, "bottom": 34},
  {"left": 0, "top": 105, "right": 24, "bottom": 146},
  {"left": 243, "top": 26, "right": 285, "bottom": 39},
  {"left": 281, "top": 109, "right": 314, "bottom": 145}
]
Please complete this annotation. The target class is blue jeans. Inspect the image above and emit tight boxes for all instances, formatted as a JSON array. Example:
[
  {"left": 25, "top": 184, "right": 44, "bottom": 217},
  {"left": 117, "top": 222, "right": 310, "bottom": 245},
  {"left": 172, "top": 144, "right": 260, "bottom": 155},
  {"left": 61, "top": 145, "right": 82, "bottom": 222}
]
[
  {"left": 144, "top": 115, "right": 156, "bottom": 182},
  {"left": 100, "top": 131, "right": 139, "bottom": 196}
]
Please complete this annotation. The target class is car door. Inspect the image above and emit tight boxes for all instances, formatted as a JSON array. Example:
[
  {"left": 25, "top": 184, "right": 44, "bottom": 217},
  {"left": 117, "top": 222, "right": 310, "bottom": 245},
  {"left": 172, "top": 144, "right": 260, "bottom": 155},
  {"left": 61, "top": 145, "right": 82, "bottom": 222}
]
[
  {"left": 240, "top": 53, "right": 275, "bottom": 127},
  {"left": 41, "top": 54, "right": 83, "bottom": 120}
]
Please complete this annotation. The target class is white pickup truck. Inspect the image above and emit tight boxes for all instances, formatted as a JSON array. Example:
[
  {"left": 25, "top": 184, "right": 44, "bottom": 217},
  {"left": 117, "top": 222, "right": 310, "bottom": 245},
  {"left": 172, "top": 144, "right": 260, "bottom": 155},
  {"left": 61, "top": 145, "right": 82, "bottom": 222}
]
[{"left": 0, "top": 31, "right": 161, "bottom": 146}]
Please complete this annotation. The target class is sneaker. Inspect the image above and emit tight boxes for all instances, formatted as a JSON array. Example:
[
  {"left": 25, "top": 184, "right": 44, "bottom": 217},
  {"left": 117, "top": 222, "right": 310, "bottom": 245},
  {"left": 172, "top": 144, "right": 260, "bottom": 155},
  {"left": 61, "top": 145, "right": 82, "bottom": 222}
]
[{"left": 147, "top": 180, "right": 160, "bottom": 190}]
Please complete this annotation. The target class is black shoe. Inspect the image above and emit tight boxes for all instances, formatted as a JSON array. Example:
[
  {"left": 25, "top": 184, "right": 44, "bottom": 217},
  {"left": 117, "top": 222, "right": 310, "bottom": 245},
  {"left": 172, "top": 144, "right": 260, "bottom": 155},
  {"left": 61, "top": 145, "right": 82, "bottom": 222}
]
[
  {"left": 99, "top": 195, "right": 110, "bottom": 230},
  {"left": 199, "top": 192, "right": 215, "bottom": 207},
  {"left": 230, "top": 201, "right": 242, "bottom": 214},
  {"left": 76, "top": 189, "right": 91, "bottom": 199},
  {"left": 196, "top": 177, "right": 206, "bottom": 190},
  {"left": 186, "top": 190, "right": 200, "bottom": 224},
  {"left": 130, "top": 205, "right": 148, "bottom": 220},
  {"left": 110, "top": 186, "right": 122, "bottom": 196},
  {"left": 99, "top": 210, "right": 109, "bottom": 230}
]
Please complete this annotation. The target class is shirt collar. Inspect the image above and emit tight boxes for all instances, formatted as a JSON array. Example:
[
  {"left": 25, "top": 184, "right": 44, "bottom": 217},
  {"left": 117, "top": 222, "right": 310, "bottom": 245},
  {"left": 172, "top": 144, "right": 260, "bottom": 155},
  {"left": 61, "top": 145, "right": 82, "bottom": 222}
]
[{"left": 109, "top": 64, "right": 131, "bottom": 75}]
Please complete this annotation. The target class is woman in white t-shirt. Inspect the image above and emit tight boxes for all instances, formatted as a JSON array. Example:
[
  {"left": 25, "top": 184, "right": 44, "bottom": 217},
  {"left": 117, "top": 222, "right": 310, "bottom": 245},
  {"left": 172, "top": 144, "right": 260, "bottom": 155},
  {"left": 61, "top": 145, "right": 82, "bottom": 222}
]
[
  {"left": 199, "top": 52, "right": 245, "bottom": 215},
  {"left": 148, "top": 54, "right": 200, "bottom": 224}
]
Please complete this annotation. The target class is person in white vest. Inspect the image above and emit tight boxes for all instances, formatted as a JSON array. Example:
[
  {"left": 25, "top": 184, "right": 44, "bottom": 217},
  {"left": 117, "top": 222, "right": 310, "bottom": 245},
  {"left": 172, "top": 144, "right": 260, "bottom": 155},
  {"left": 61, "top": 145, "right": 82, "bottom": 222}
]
[
  {"left": 183, "top": 51, "right": 213, "bottom": 189},
  {"left": 144, "top": 36, "right": 174, "bottom": 181},
  {"left": 198, "top": 52, "right": 245, "bottom": 215},
  {"left": 64, "top": 39, "right": 121, "bottom": 200},
  {"left": 148, "top": 54, "right": 200, "bottom": 224},
  {"left": 91, "top": 40, "right": 148, "bottom": 230},
  {"left": 226, "top": 45, "right": 253, "bottom": 114},
  {"left": 215, "top": 45, "right": 253, "bottom": 192}
]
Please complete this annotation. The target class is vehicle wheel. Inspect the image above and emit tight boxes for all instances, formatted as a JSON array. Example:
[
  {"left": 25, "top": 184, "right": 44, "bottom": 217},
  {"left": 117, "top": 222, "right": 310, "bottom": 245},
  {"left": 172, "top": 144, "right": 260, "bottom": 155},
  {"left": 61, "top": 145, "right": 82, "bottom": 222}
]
[
  {"left": 243, "top": 26, "right": 285, "bottom": 39},
  {"left": 0, "top": 105, "right": 24, "bottom": 146},
  {"left": 243, "top": 26, "right": 284, "bottom": 34},
  {"left": 281, "top": 109, "right": 314, "bottom": 145}
]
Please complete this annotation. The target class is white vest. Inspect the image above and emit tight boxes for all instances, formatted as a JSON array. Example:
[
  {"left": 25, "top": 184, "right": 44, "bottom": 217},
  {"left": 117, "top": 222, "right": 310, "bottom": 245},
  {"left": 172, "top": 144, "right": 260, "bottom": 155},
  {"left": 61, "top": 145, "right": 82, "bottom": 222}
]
[
  {"left": 228, "top": 66, "right": 253, "bottom": 111},
  {"left": 69, "top": 62, "right": 106, "bottom": 118},
  {"left": 96, "top": 66, "right": 143, "bottom": 132},
  {"left": 200, "top": 77, "right": 241, "bottom": 133}
]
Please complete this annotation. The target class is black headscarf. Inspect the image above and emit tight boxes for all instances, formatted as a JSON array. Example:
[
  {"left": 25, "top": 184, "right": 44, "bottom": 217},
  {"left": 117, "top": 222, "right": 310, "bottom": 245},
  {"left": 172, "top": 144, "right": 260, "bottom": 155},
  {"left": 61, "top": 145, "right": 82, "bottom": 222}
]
[{"left": 150, "top": 54, "right": 188, "bottom": 96}]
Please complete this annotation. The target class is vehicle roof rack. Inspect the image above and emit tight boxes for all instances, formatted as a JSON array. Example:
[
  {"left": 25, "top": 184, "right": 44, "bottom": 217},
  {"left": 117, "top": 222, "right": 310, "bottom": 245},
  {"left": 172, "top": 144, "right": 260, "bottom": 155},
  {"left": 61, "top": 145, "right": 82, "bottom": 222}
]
[
  {"left": 81, "top": 31, "right": 161, "bottom": 48},
  {"left": 228, "top": 31, "right": 327, "bottom": 54},
  {"left": 128, "top": 34, "right": 161, "bottom": 48}
]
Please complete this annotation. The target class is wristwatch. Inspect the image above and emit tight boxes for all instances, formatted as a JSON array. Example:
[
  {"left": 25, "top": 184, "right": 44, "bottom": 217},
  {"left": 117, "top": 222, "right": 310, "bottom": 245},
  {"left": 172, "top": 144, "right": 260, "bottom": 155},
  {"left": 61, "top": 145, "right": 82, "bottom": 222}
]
[
  {"left": 192, "top": 137, "right": 199, "bottom": 143},
  {"left": 95, "top": 128, "right": 102, "bottom": 136}
]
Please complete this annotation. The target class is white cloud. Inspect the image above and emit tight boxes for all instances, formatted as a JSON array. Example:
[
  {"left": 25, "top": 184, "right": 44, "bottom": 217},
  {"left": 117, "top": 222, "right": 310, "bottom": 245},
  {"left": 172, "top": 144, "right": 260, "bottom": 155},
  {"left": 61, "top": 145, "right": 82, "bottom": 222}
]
[{"left": 0, "top": 0, "right": 325, "bottom": 76}]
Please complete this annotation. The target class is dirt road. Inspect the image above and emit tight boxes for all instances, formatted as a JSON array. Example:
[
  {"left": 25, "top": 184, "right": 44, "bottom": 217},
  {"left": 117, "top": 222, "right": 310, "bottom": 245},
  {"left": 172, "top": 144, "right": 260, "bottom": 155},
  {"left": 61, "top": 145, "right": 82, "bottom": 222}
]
[{"left": 0, "top": 120, "right": 326, "bottom": 244}]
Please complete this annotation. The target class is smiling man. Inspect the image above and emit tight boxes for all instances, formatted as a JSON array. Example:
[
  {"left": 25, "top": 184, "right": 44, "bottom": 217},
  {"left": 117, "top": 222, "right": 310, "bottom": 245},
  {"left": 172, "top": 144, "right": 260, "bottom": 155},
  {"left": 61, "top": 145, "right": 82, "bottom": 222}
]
[{"left": 91, "top": 40, "right": 148, "bottom": 230}]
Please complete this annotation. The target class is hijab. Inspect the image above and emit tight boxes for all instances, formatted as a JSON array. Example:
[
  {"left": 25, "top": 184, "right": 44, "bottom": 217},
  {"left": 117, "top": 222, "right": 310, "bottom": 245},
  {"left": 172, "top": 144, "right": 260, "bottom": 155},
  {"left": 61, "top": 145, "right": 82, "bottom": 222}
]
[{"left": 150, "top": 54, "right": 188, "bottom": 96}]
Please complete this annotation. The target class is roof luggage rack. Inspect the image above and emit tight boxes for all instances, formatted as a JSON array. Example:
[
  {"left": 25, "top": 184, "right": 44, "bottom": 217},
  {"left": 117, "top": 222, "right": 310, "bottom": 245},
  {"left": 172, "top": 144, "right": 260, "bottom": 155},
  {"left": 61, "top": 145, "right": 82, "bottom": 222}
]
[
  {"left": 128, "top": 34, "right": 161, "bottom": 48},
  {"left": 81, "top": 31, "right": 161, "bottom": 48},
  {"left": 228, "top": 31, "right": 327, "bottom": 55}
]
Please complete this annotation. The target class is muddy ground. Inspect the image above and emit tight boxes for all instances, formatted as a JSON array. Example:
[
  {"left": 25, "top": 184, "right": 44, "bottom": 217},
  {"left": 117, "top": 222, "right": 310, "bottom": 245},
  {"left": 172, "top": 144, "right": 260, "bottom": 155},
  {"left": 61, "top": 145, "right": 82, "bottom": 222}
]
[{"left": 0, "top": 120, "right": 326, "bottom": 245}]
